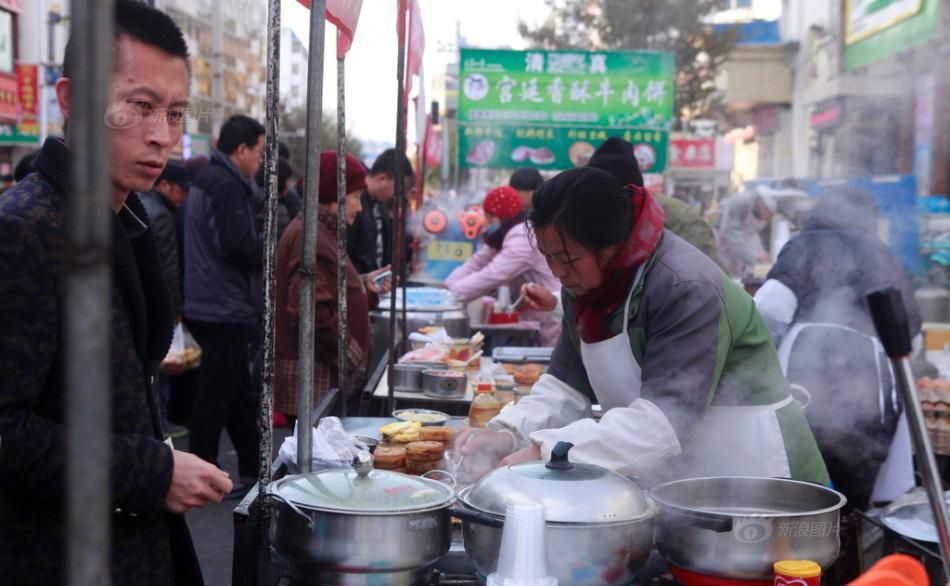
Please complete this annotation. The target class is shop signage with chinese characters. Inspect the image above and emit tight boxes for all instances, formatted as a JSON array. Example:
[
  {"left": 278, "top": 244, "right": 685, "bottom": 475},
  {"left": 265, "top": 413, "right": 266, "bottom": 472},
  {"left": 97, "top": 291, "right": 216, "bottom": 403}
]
[
  {"left": 16, "top": 64, "right": 39, "bottom": 137},
  {"left": 458, "top": 48, "right": 674, "bottom": 172},
  {"left": 669, "top": 138, "right": 716, "bottom": 169}
]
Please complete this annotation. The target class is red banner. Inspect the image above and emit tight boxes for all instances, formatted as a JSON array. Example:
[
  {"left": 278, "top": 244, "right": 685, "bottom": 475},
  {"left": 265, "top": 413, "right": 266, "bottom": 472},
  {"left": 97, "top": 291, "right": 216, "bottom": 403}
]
[
  {"left": 295, "top": 0, "right": 364, "bottom": 58},
  {"left": 669, "top": 138, "right": 716, "bottom": 168},
  {"left": 16, "top": 64, "right": 38, "bottom": 134},
  {"left": 424, "top": 117, "right": 441, "bottom": 168},
  {"left": 0, "top": 0, "right": 21, "bottom": 14},
  {"left": 406, "top": 0, "right": 424, "bottom": 80}
]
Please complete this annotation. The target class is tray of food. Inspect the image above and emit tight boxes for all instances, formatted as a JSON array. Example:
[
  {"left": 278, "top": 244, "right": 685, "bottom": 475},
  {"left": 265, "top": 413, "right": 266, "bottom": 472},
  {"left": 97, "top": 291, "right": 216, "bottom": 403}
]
[
  {"left": 492, "top": 346, "right": 553, "bottom": 363},
  {"left": 376, "top": 420, "right": 456, "bottom": 476}
]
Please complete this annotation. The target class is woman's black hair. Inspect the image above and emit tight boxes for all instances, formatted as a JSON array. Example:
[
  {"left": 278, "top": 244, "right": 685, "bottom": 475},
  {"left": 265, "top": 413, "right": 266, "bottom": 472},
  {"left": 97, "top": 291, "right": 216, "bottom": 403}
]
[
  {"left": 529, "top": 166, "right": 633, "bottom": 255},
  {"left": 483, "top": 211, "right": 527, "bottom": 250}
]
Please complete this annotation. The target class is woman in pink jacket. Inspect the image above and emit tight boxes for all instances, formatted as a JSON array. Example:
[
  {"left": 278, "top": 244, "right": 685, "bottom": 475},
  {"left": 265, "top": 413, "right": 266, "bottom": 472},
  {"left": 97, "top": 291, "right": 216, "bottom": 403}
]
[{"left": 444, "top": 186, "right": 561, "bottom": 346}]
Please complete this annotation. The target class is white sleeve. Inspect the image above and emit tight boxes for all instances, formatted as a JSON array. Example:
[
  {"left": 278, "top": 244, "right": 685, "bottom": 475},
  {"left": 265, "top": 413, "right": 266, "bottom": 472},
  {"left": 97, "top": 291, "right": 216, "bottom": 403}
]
[
  {"left": 550, "top": 288, "right": 564, "bottom": 322},
  {"left": 486, "top": 373, "right": 591, "bottom": 450},
  {"left": 754, "top": 278, "right": 798, "bottom": 345},
  {"left": 528, "top": 399, "right": 681, "bottom": 476}
]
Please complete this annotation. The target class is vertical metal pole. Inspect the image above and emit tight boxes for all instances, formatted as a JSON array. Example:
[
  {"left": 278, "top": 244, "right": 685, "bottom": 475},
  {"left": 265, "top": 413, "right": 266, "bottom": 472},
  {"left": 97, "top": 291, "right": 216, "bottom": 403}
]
[
  {"left": 66, "top": 0, "right": 112, "bottom": 585},
  {"left": 869, "top": 288, "right": 950, "bottom": 579},
  {"left": 256, "top": 0, "right": 281, "bottom": 584},
  {"left": 336, "top": 54, "right": 348, "bottom": 417},
  {"left": 211, "top": 0, "right": 223, "bottom": 136},
  {"left": 38, "top": 6, "right": 48, "bottom": 143},
  {"left": 441, "top": 118, "right": 449, "bottom": 190},
  {"left": 387, "top": 0, "right": 409, "bottom": 415},
  {"left": 296, "top": 0, "right": 327, "bottom": 474}
]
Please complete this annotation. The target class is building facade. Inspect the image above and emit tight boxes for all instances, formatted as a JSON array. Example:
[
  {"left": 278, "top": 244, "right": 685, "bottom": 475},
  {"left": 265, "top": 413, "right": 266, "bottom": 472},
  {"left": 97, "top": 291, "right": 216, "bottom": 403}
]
[
  {"left": 160, "top": 0, "right": 267, "bottom": 157},
  {"left": 784, "top": 0, "right": 948, "bottom": 195}
]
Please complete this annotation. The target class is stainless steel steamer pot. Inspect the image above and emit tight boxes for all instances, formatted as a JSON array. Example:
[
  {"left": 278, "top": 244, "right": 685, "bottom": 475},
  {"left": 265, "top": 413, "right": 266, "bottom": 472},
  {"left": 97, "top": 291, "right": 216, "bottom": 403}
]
[
  {"left": 267, "top": 455, "right": 455, "bottom": 585},
  {"left": 651, "top": 476, "right": 847, "bottom": 580},
  {"left": 453, "top": 442, "right": 656, "bottom": 586}
]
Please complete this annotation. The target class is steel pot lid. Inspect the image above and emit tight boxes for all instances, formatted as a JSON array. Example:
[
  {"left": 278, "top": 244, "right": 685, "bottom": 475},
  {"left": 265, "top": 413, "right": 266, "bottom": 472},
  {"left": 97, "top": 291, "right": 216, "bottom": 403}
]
[
  {"left": 461, "top": 441, "right": 653, "bottom": 524},
  {"left": 271, "top": 454, "right": 454, "bottom": 514}
]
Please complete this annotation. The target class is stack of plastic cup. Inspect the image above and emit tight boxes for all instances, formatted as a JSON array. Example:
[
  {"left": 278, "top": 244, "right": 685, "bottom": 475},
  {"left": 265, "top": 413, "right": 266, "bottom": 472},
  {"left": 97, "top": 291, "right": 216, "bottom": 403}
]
[{"left": 486, "top": 502, "right": 558, "bottom": 586}]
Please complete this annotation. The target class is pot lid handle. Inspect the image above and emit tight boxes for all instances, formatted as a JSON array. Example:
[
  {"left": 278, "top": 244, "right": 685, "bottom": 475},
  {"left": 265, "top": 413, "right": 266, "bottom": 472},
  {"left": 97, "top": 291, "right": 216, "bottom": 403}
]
[
  {"left": 545, "top": 441, "right": 574, "bottom": 470},
  {"left": 353, "top": 451, "right": 373, "bottom": 478}
]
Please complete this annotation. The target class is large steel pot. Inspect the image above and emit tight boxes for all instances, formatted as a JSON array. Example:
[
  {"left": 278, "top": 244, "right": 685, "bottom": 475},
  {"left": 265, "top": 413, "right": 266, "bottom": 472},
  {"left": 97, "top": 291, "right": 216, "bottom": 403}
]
[
  {"left": 454, "top": 442, "right": 656, "bottom": 586},
  {"left": 267, "top": 454, "right": 454, "bottom": 585},
  {"left": 369, "top": 287, "right": 468, "bottom": 368},
  {"left": 651, "top": 476, "right": 847, "bottom": 580}
]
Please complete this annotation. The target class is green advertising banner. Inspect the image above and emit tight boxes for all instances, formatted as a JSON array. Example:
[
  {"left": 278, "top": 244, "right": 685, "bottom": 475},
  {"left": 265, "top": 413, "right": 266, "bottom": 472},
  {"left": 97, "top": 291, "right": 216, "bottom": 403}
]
[
  {"left": 845, "top": 0, "right": 937, "bottom": 69},
  {"left": 458, "top": 48, "right": 674, "bottom": 172},
  {"left": 458, "top": 124, "right": 668, "bottom": 174}
]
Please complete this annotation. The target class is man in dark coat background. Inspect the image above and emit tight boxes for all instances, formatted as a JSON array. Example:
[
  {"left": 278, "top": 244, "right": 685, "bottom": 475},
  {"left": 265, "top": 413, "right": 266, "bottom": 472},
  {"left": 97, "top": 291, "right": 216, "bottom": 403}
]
[
  {"left": 0, "top": 2, "right": 232, "bottom": 584},
  {"left": 141, "top": 161, "right": 191, "bottom": 438},
  {"left": 347, "top": 148, "right": 415, "bottom": 277},
  {"left": 183, "top": 114, "right": 266, "bottom": 497}
]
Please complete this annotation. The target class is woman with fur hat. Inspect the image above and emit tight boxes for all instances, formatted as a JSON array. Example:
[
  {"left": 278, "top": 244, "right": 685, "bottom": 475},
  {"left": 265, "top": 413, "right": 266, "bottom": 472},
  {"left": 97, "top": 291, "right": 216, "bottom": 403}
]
[
  {"left": 273, "top": 151, "right": 391, "bottom": 419},
  {"left": 443, "top": 185, "right": 561, "bottom": 346}
]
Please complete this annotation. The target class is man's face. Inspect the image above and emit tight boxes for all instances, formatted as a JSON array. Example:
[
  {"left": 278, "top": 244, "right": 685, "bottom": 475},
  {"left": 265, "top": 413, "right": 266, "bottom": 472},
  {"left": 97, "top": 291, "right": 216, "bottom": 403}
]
[
  {"left": 366, "top": 172, "right": 412, "bottom": 204},
  {"left": 155, "top": 179, "right": 189, "bottom": 208},
  {"left": 98, "top": 35, "right": 189, "bottom": 207},
  {"left": 366, "top": 172, "right": 394, "bottom": 203},
  {"left": 234, "top": 134, "right": 265, "bottom": 179}
]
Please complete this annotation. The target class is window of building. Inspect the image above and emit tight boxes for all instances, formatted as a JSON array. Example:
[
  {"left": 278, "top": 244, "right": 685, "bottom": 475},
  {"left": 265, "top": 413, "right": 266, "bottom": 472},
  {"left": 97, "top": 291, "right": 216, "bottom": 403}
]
[{"left": 0, "top": 10, "right": 13, "bottom": 73}]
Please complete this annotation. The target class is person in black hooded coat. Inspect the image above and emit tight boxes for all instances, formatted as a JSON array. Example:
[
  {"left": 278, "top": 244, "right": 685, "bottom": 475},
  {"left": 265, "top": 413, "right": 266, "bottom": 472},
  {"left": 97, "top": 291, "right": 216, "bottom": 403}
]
[{"left": 754, "top": 185, "right": 921, "bottom": 512}]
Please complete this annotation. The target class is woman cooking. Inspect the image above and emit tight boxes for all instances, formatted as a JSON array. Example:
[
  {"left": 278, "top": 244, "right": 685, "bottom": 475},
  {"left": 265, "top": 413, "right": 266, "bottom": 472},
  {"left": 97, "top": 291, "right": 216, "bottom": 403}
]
[
  {"left": 444, "top": 185, "right": 561, "bottom": 346},
  {"left": 457, "top": 167, "right": 829, "bottom": 485}
]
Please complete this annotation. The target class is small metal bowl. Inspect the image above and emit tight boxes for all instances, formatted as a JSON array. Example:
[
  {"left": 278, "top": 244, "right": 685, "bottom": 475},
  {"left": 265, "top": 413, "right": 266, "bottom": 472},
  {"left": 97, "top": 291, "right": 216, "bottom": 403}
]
[{"left": 353, "top": 435, "right": 379, "bottom": 454}]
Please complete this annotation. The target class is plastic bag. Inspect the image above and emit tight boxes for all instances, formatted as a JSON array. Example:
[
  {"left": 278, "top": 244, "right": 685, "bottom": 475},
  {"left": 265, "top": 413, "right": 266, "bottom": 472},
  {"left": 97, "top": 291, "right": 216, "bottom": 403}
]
[
  {"left": 276, "top": 416, "right": 372, "bottom": 472},
  {"left": 159, "top": 321, "right": 202, "bottom": 375}
]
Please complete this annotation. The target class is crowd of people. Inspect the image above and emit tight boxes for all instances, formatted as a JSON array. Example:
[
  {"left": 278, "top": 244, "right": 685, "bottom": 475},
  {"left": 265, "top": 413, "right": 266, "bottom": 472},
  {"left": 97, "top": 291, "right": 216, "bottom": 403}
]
[{"left": 0, "top": 1, "right": 932, "bottom": 584}]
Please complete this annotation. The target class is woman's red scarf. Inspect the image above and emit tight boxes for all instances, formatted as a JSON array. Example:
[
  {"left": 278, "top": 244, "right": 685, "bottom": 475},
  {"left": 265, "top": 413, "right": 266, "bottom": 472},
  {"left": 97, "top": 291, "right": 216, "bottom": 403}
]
[{"left": 575, "top": 185, "right": 665, "bottom": 343}]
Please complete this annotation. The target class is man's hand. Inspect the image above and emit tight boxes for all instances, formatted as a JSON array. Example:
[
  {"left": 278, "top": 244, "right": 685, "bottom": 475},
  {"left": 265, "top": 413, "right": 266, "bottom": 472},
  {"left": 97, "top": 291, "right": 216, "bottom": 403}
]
[
  {"left": 520, "top": 282, "right": 557, "bottom": 312},
  {"left": 364, "top": 265, "right": 393, "bottom": 295},
  {"left": 163, "top": 450, "right": 233, "bottom": 514}
]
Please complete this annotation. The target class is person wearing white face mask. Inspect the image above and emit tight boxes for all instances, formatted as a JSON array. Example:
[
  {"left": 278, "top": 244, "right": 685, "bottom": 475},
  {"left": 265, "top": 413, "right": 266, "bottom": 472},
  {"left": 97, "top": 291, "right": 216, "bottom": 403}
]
[
  {"left": 455, "top": 167, "right": 830, "bottom": 487},
  {"left": 444, "top": 185, "right": 561, "bottom": 346}
]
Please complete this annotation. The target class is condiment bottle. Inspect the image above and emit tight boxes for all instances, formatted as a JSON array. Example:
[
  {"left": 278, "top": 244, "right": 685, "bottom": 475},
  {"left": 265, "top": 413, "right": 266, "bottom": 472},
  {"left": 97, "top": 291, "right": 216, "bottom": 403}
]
[
  {"left": 773, "top": 560, "right": 821, "bottom": 586},
  {"left": 468, "top": 382, "right": 501, "bottom": 428},
  {"left": 494, "top": 379, "right": 515, "bottom": 407}
]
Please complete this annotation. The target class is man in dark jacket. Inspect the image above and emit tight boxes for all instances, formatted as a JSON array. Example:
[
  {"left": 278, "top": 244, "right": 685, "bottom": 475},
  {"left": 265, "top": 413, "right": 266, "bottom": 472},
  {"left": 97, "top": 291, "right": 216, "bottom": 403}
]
[
  {"left": 142, "top": 161, "right": 190, "bottom": 316},
  {"left": 0, "top": 2, "right": 232, "bottom": 585},
  {"left": 141, "top": 161, "right": 191, "bottom": 438},
  {"left": 183, "top": 114, "right": 265, "bottom": 494},
  {"left": 347, "top": 148, "right": 414, "bottom": 275}
]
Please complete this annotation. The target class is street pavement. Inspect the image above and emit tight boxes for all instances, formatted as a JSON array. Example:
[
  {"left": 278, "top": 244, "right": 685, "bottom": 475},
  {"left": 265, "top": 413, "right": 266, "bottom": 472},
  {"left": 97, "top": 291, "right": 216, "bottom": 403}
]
[{"left": 173, "top": 426, "right": 292, "bottom": 586}]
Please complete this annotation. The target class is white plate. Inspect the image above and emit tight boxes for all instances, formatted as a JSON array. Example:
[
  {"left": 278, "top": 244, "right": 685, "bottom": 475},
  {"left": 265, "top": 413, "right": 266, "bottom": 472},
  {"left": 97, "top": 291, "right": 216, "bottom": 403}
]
[
  {"left": 881, "top": 489, "right": 950, "bottom": 542},
  {"left": 391, "top": 408, "right": 450, "bottom": 426}
]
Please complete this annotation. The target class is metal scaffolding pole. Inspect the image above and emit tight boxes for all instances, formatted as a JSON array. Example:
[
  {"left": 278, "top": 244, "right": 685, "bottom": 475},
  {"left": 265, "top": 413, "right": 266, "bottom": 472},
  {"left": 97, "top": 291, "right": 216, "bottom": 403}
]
[
  {"left": 65, "top": 0, "right": 113, "bottom": 584},
  {"left": 296, "top": 0, "right": 327, "bottom": 474},
  {"left": 256, "top": 0, "right": 282, "bottom": 584},
  {"left": 336, "top": 54, "right": 349, "bottom": 417},
  {"left": 387, "top": 0, "right": 410, "bottom": 415}
]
